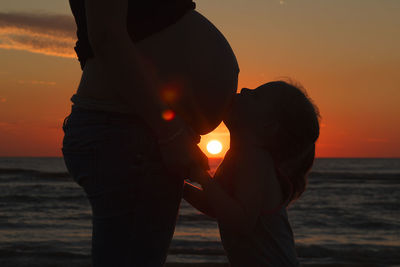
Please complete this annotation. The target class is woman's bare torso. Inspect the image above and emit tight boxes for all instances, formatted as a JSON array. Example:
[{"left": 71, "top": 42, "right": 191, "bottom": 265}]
[{"left": 76, "top": 10, "right": 239, "bottom": 134}]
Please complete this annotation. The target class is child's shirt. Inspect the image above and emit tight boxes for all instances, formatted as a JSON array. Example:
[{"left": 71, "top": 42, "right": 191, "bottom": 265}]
[
  {"left": 215, "top": 151, "right": 300, "bottom": 266},
  {"left": 219, "top": 204, "right": 299, "bottom": 266}
]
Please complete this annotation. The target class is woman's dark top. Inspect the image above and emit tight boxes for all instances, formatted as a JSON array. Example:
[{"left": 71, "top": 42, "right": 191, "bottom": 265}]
[{"left": 69, "top": 0, "right": 196, "bottom": 69}]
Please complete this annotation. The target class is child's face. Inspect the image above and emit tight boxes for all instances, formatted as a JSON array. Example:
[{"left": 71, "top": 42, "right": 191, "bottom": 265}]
[{"left": 224, "top": 85, "right": 278, "bottom": 142}]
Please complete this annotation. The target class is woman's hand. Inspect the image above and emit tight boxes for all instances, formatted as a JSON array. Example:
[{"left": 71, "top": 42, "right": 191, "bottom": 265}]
[{"left": 159, "top": 124, "right": 209, "bottom": 179}]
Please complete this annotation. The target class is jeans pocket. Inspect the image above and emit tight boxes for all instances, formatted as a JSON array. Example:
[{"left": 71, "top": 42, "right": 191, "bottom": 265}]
[{"left": 62, "top": 147, "right": 97, "bottom": 194}]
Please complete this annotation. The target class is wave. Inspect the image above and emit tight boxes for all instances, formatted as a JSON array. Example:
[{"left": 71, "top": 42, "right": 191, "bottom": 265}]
[
  {"left": 0, "top": 243, "right": 399, "bottom": 265},
  {"left": 309, "top": 171, "right": 400, "bottom": 182},
  {"left": 0, "top": 248, "right": 89, "bottom": 259},
  {"left": 1, "top": 166, "right": 399, "bottom": 183},
  {"left": 297, "top": 244, "right": 400, "bottom": 265},
  {"left": 170, "top": 240, "right": 225, "bottom": 255},
  {"left": 170, "top": 240, "right": 400, "bottom": 264},
  {"left": 0, "top": 194, "right": 86, "bottom": 203},
  {"left": 0, "top": 220, "right": 90, "bottom": 230},
  {"left": 1, "top": 167, "right": 399, "bottom": 180},
  {"left": 178, "top": 214, "right": 215, "bottom": 222},
  {"left": 0, "top": 168, "right": 70, "bottom": 180}
]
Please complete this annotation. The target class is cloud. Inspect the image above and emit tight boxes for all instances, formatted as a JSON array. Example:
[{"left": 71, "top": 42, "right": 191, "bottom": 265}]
[
  {"left": 0, "top": 120, "right": 60, "bottom": 133},
  {"left": 365, "top": 138, "right": 389, "bottom": 143},
  {"left": 17, "top": 80, "right": 56, "bottom": 86},
  {"left": 0, "top": 121, "right": 18, "bottom": 132},
  {"left": 316, "top": 143, "right": 343, "bottom": 148},
  {"left": 0, "top": 12, "right": 76, "bottom": 58}
]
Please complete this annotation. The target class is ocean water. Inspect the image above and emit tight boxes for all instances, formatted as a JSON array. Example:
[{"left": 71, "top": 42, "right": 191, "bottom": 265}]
[{"left": 0, "top": 157, "right": 399, "bottom": 266}]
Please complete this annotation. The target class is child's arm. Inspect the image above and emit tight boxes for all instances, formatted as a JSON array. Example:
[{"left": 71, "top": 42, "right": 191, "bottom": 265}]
[
  {"left": 194, "top": 172, "right": 260, "bottom": 235},
  {"left": 193, "top": 150, "right": 274, "bottom": 235},
  {"left": 183, "top": 181, "right": 216, "bottom": 218}
]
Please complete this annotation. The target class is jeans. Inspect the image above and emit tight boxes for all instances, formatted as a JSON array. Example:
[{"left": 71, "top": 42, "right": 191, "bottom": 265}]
[{"left": 62, "top": 106, "right": 183, "bottom": 267}]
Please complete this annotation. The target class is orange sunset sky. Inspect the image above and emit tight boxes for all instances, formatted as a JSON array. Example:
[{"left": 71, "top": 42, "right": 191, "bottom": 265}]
[{"left": 0, "top": 0, "right": 399, "bottom": 158}]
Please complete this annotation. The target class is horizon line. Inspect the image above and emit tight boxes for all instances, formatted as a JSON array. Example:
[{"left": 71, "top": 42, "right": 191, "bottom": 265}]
[{"left": 0, "top": 156, "right": 399, "bottom": 159}]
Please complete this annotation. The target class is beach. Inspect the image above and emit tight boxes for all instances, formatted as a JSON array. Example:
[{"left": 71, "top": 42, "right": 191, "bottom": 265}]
[{"left": 0, "top": 157, "right": 399, "bottom": 266}]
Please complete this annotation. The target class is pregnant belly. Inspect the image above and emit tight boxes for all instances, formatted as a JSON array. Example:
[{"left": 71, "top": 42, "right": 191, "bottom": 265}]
[{"left": 136, "top": 10, "right": 240, "bottom": 134}]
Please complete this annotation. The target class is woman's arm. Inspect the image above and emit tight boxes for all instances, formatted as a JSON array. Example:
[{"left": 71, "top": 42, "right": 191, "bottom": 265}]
[
  {"left": 85, "top": 0, "right": 172, "bottom": 135},
  {"left": 84, "top": 0, "right": 208, "bottom": 175},
  {"left": 183, "top": 181, "right": 216, "bottom": 218}
]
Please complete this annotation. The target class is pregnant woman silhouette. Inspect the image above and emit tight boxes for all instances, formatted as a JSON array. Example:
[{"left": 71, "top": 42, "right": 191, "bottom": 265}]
[{"left": 62, "top": 0, "right": 239, "bottom": 266}]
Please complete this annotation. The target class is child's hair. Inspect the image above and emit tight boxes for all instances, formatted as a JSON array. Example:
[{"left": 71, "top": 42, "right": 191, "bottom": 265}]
[{"left": 261, "top": 81, "right": 320, "bottom": 204}]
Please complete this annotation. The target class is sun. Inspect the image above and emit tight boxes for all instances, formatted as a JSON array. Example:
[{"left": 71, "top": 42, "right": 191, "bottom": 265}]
[{"left": 207, "top": 140, "right": 223, "bottom": 155}]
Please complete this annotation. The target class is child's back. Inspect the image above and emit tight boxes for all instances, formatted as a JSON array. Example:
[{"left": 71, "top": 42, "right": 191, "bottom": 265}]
[{"left": 214, "top": 148, "right": 299, "bottom": 266}]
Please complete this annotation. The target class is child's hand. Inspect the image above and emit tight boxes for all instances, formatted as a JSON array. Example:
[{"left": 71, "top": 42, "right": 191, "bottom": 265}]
[{"left": 188, "top": 167, "right": 213, "bottom": 186}]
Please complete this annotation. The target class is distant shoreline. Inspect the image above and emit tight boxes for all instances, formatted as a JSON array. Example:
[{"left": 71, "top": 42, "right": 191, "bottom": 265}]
[{"left": 1, "top": 156, "right": 400, "bottom": 159}]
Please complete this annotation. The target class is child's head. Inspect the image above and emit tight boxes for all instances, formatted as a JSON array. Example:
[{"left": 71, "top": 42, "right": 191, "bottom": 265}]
[{"left": 225, "top": 80, "right": 320, "bottom": 203}]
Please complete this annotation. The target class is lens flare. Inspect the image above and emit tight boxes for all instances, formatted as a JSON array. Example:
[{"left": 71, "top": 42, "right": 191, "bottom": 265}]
[
  {"left": 162, "top": 109, "right": 175, "bottom": 121},
  {"left": 161, "top": 81, "right": 182, "bottom": 103},
  {"left": 207, "top": 140, "right": 223, "bottom": 155},
  {"left": 162, "top": 88, "right": 177, "bottom": 102}
]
